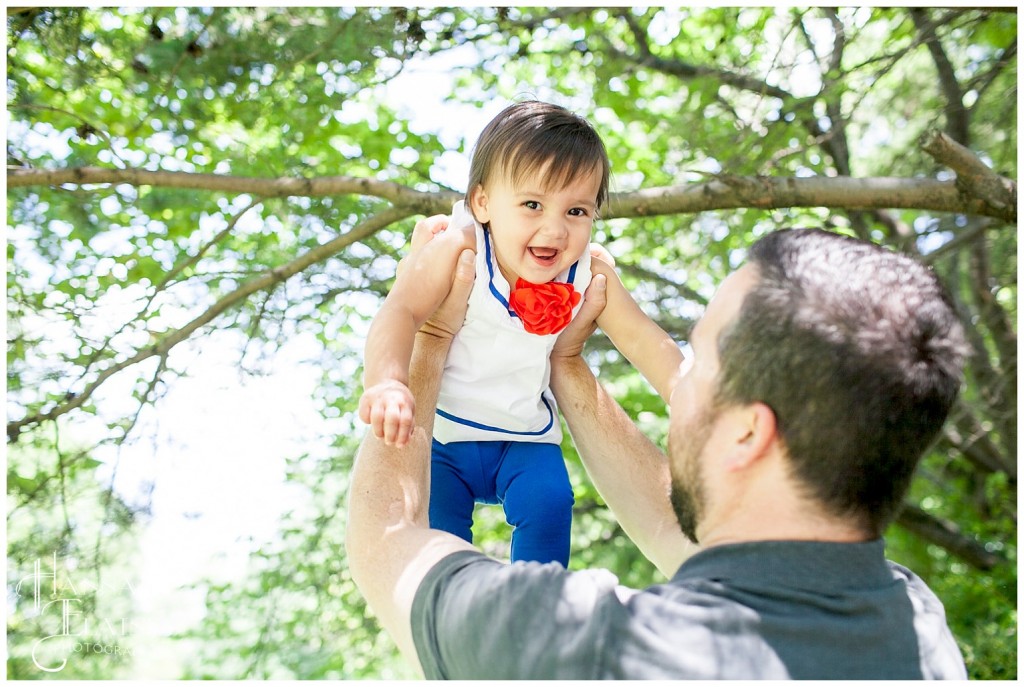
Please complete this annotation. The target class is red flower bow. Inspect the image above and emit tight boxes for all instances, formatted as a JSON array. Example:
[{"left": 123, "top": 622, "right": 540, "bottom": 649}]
[{"left": 508, "top": 278, "right": 581, "bottom": 335}]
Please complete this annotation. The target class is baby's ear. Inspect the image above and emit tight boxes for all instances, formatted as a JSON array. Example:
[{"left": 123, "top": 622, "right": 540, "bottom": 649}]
[{"left": 468, "top": 185, "right": 490, "bottom": 223}]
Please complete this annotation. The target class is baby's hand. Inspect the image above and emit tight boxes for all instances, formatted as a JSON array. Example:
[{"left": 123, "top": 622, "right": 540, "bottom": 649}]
[{"left": 358, "top": 380, "right": 416, "bottom": 448}]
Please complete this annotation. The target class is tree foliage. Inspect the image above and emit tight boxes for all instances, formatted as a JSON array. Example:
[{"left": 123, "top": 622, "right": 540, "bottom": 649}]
[{"left": 7, "top": 6, "right": 1016, "bottom": 679}]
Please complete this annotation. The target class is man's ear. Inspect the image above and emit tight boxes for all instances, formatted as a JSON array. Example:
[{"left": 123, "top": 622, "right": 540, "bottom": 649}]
[
  {"left": 468, "top": 184, "right": 490, "bottom": 224},
  {"left": 723, "top": 402, "right": 777, "bottom": 472}
]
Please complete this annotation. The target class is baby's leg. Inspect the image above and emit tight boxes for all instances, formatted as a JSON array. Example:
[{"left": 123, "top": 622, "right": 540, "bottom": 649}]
[
  {"left": 428, "top": 439, "right": 481, "bottom": 544},
  {"left": 497, "top": 442, "right": 574, "bottom": 566}
]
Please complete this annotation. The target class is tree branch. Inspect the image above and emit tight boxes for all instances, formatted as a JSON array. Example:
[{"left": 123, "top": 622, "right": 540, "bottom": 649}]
[
  {"left": 921, "top": 218, "right": 990, "bottom": 264},
  {"left": 6, "top": 205, "right": 417, "bottom": 442},
  {"left": 608, "top": 9, "right": 849, "bottom": 182},
  {"left": 8, "top": 165, "right": 1017, "bottom": 222},
  {"left": 966, "top": 224, "right": 1018, "bottom": 371},
  {"left": 617, "top": 262, "right": 708, "bottom": 307},
  {"left": 920, "top": 129, "right": 1018, "bottom": 219},
  {"left": 128, "top": 9, "right": 220, "bottom": 138},
  {"left": 969, "top": 37, "right": 1016, "bottom": 103},
  {"left": 896, "top": 503, "right": 1004, "bottom": 570},
  {"left": 611, "top": 12, "right": 792, "bottom": 100},
  {"left": 942, "top": 392, "right": 1017, "bottom": 482},
  {"left": 6, "top": 166, "right": 460, "bottom": 214},
  {"left": 817, "top": 8, "right": 852, "bottom": 177},
  {"left": 910, "top": 9, "right": 970, "bottom": 145},
  {"left": 615, "top": 174, "right": 1015, "bottom": 223},
  {"left": 9, "top": 103, "right": 127, "bottom": 166},
  {"left": 966, "top": 236, "right": 1018, "bottom": 459}
]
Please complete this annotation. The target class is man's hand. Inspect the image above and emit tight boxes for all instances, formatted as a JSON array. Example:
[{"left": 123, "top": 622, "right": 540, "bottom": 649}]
[
  {"left": 420, "top": 247, "right": 475, "bottom": 341},
  {"left": 399, "top": 212, "right": 474, "bottom": 341},
  {"left": 551, "top": 242, "right": 612, "bottom": 359},
  {"left": 553, "top": 273, "right": 608, "bottom": 360},
  {"left": 397, "top": 213, "right": 474, "bottom": 339}
]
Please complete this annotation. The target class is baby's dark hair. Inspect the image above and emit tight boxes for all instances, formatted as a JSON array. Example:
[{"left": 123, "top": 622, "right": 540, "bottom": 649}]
[{"left": 467, "top": 101, "right": 610, "bottom": 211}]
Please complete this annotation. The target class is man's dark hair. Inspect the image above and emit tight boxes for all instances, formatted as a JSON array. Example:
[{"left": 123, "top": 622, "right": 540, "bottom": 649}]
[
  {"left": 715, "top": 228, "right": 968, "bottom": 535},
  {"left": 467, "top": 100, "right": 611, "bottom": 211}
]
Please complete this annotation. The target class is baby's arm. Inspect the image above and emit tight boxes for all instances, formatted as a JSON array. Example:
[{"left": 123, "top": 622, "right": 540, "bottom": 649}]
[
  {"left": 591, "top": 257, "right": 685, "bottom": 405},
  {"left": 360, "top": 223, "right": 474, "bottom": 447}
]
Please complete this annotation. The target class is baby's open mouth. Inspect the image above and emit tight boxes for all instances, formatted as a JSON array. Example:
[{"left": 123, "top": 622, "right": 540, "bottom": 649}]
[{"left": 529, "top": 247, "right": 558, "bottom": 261}]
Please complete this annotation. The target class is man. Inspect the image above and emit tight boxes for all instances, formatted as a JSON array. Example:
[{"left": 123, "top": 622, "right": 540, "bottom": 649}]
[{"left": 346, "top": 223, "right": 970, "bottom": 679}]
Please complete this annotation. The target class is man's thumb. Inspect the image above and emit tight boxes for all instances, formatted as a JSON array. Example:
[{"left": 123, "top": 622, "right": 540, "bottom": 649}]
[
  {"left": 580, "top": 273, "right": 607, "bottom": 317},
  {"left": 453, "top": 249, "right": 476, "bottom": 289}
]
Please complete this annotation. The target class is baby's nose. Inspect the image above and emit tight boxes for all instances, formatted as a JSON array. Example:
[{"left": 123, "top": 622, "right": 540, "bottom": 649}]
[{"left": 540, "top": 217, "right": 569, "bottom": 238}]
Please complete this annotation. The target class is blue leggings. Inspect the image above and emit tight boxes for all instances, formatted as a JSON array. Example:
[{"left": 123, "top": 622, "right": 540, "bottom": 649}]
[{"left": 429, "top": 439, "right": 574, "bottom": 566}]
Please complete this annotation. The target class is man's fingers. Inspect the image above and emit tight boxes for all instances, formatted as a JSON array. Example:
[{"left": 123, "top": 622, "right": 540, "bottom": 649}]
[
  {"left": 452, "top": 248, "right": 475, "bottom": 289},
  {"left": 443, "top": 248, "right": 476, "bottom": 321},
  {"left": 423, "top": 249, "right": 475, "bottom": 338},
  {"left": 552, "top": 273, "right": 607, "bottom": 358},
  {"left": 578, "top": 273, "right": 608, "bottom": 323}
]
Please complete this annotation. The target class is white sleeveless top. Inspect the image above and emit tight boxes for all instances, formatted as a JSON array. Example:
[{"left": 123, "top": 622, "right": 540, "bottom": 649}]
[{"left": 434, "top": 201, "right": 592, "bottom": 445}]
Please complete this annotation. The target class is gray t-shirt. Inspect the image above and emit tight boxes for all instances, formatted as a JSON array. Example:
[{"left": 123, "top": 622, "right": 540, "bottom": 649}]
[{"left": 411, "top": 539, "right": 967, "bottom": 679}]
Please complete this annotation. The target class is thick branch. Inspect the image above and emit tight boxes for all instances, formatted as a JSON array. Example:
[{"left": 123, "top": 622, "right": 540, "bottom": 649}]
[
  {"left": 940, "top": 419, "right": 1017, "bottom": 480},
  {"left": 7, "top": 205, "right": 417, "bottom": 441},
  {"left": 6, "top": 165, "right": 461, "bottom": 214},
  {"left": 613, "top": 175, "right": 1015, "bottom": 223},
  {"left": 8, "top": 166, "right": 1016, "bottom": 222},
  {"left": 921, "top": 129, "right": 1018, "bottom": 218},
  {"left": 896, "top": 503, "right": 1004, "bottom": 570}
]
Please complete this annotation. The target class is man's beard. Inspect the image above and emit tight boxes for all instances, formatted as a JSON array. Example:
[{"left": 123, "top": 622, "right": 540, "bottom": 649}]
[{"left": 669, "top": 406, "right": 716, "bottom": 544}]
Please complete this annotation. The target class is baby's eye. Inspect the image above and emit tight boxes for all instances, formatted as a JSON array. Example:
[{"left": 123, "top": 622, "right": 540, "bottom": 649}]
[
  {"left": 568, "top": 207, "right": 590, "bottom": 217},
  {"left": 523, "top": 200, "right": 541, "bottom": 210}
]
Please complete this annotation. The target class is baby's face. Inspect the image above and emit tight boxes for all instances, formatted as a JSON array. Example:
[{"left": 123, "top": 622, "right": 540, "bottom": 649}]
[{"left": 470, "top": 164, "right": 601, "bottom": 287}]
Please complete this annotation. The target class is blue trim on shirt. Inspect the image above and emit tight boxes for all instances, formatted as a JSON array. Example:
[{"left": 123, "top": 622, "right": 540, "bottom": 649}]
[
  {"left": 437, "top": 395, "right": 556, "bottom": 436},
  {"left": 483, "top": 228, "right": 517, "bottom": 317}
]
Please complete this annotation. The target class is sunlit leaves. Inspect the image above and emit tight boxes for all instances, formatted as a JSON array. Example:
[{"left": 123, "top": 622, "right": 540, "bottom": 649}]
[{"left": 6, "top": 6, "right": 1016, "bottom": 680}]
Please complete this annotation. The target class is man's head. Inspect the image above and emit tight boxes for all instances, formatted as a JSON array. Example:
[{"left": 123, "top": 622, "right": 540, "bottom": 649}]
[{"left": 669, "top": 229, "right": 968, "bottom": 542}]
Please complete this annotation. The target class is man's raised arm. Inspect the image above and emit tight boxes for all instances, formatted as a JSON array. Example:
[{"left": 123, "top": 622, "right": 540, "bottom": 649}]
[
  {"left": 550, "top": 275, "right": 697, "bottom": 578},
  {"left": 346, "top": 244, "right": 477, "bottom": 672}
]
